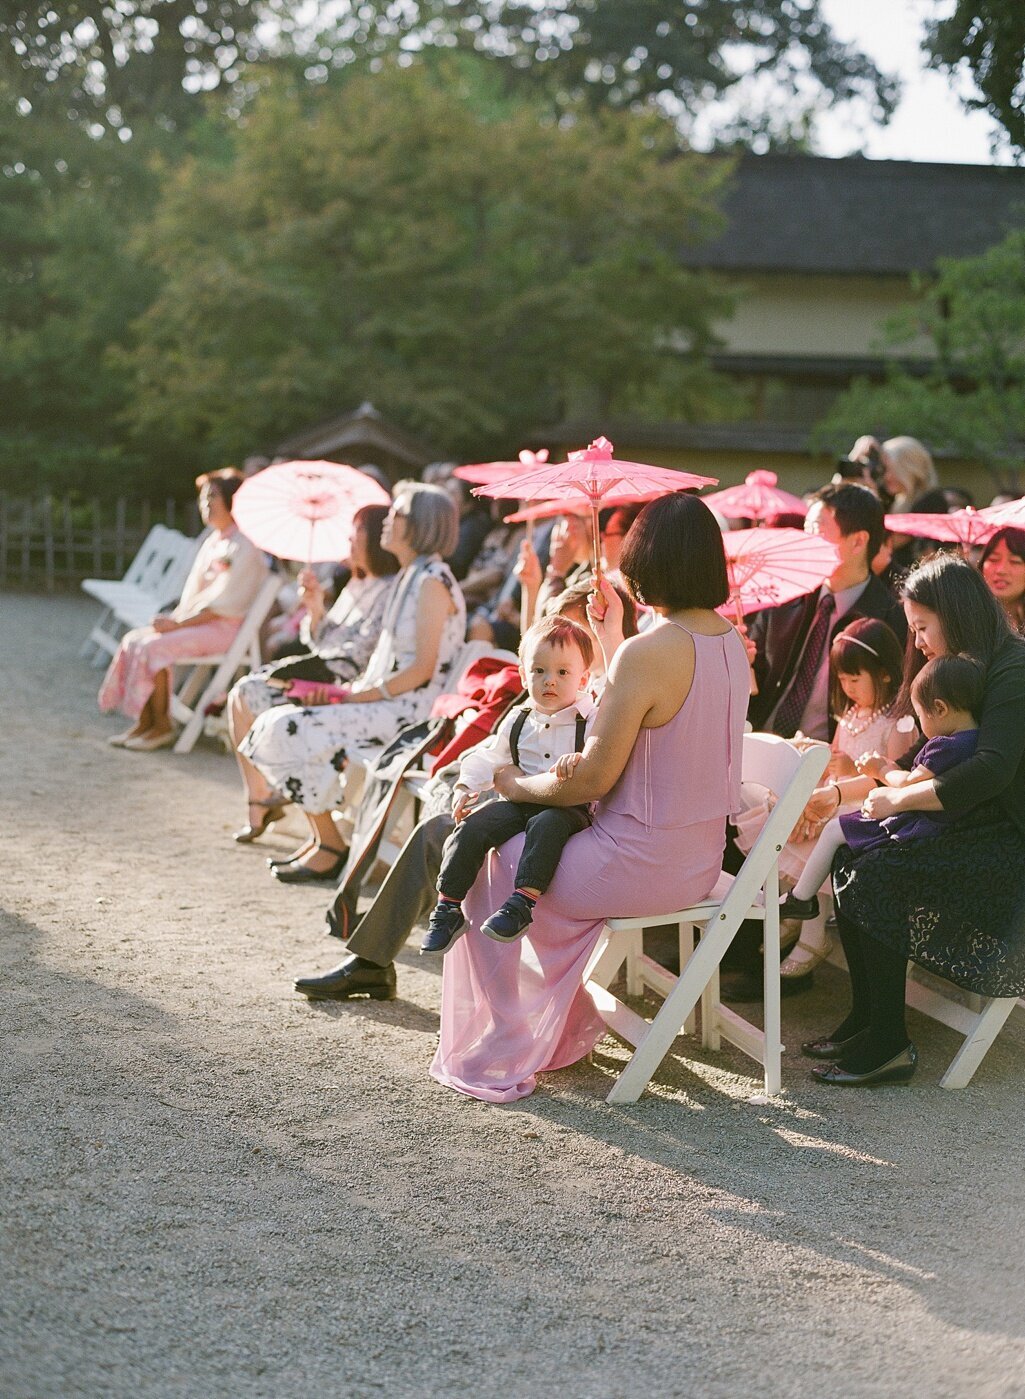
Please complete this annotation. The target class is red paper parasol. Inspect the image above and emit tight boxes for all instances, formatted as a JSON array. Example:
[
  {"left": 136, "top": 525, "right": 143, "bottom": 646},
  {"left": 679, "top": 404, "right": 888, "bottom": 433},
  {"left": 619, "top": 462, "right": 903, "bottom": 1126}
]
[
  {"left": 232, "top": 460, "right": 390, "bottom": 564},
  {"left": 473, "top": 436, "right": 717, "bottom": 580},
  {"left": 703, "top": 470, "right": 807, "bottom": 522},
  {"left": 452, "top": 449, "right": 550, "bottom": 486},
  {"left": 720, "top": 528, "right": 839, "bottom": 621},
  {"left": 883, "top": 503, "right": 1025, "bottom": 550}
]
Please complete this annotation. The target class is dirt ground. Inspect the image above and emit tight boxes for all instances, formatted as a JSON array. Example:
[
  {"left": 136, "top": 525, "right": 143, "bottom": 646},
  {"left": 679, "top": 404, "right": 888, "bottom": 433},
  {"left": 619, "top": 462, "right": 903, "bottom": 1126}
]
[{"left": 4, "top": 590, "right": 1025, "bottom": 1399}]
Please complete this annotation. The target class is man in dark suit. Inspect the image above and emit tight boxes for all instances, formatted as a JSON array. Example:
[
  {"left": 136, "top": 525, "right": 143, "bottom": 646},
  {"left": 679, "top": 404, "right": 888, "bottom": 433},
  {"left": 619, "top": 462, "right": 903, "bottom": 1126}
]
[{"left": 746, "top": 483, "right": 906, "bottom": 739}]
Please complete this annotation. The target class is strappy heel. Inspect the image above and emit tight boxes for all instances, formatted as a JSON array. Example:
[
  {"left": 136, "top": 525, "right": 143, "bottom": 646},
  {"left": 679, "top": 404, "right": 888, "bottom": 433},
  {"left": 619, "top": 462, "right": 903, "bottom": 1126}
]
[
  {"left": 272, "top": 846, "right": 348, "bottom": 883},
  {"left": 233, "top": 798, "right": 288, "bottom": 844}
]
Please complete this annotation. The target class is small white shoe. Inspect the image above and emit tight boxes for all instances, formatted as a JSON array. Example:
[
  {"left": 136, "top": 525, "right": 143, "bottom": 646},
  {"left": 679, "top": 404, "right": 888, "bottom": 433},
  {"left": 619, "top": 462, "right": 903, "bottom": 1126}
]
[
  {"left": 108, "top": 730, "right": 140, "bottom": 747},
  {"left": 123, "top": 729, "right": 177, "bottom": 751}
]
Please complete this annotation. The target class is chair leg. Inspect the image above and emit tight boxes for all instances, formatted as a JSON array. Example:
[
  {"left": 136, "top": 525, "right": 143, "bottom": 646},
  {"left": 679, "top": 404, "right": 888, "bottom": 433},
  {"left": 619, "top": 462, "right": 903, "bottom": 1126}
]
[
  {"left": 698, "top": 926, "right": 721, "bottom": 1051},
  {"left": 940, "top": 997, "right": 1017, "bottom": 1089},
  {"left": 624, "top": 927, "right": 644, "bottom": 997},
  {"left": 679, "top": 925, "right": 698, "bottom": 1038},
  {"left": 761, "top": 861, "right": 782, "bottom": 1096}
]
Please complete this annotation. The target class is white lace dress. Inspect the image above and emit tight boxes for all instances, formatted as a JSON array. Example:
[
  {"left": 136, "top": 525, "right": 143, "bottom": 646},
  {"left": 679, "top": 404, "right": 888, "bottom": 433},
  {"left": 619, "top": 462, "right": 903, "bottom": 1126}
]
[{"left": 239, "top": 558, "right": 465, "bottom": 812}]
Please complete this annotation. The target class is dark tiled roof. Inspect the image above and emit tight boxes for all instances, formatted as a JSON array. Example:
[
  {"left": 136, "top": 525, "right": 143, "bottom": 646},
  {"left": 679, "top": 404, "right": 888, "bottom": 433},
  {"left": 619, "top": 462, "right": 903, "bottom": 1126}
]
[
  {"left": 274, "top": 401, "right": 437, "bottom": 467},
  {"left": 685, "top": 154, "right": 1025, "bottom": 276}
]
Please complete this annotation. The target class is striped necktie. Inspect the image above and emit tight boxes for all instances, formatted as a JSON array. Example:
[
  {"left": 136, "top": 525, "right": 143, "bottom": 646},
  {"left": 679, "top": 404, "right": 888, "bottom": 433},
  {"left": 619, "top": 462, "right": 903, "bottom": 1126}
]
[{"left": 773, "top": 592, "right": 836, "bottom": 738}]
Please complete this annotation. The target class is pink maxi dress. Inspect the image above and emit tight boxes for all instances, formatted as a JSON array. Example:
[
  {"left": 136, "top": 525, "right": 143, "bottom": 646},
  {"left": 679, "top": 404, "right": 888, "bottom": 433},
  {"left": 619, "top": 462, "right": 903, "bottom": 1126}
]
[{"left": 430, "top": 623, "right": 750, "bottom": 1102}]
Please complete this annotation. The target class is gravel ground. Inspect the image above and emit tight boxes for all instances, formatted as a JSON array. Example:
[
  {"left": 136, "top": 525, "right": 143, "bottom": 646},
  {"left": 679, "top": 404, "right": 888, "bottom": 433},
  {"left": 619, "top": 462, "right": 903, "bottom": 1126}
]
[{"left": 4, "top": 591, "right": 1025, "bottom": 1399}]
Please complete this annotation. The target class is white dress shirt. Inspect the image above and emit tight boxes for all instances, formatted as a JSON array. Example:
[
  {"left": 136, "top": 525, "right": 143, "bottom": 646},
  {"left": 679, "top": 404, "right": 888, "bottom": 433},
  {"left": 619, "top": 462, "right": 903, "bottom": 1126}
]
[{"left": 457, "top": 695, "right": 596, "bottom": 794}]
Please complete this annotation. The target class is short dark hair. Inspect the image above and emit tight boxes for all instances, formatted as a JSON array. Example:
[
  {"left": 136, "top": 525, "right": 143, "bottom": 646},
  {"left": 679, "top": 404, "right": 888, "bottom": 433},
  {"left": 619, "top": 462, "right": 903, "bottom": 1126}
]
[
  {"left": 810, "top": 482, "right": 885, "bottom": 561},
  {"left": 353, "top": 504, "right": 399, "bottom": 579},
  {"left": 195, "top": 468, "right": 245, "bottom": 510},
  {"left": 912, "top": 654, "right": 985, "bottom": 721},
  {"left": 980, "top": 526, "right": 1025, "bottom": 571},
  {"left": 520, "top": 614, "right": 594, "bottom": 670},
  {"left": 619, "top": 493, "right": 729, "bottom": 611},
  {"left": 829, "top": 617, "right": 904, "bottom": 716}
]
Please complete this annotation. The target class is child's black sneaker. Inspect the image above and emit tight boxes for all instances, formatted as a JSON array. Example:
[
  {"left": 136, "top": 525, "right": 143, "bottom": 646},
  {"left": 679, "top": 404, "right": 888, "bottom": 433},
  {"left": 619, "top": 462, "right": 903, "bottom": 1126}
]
[
  {"left": 779, "top": 891, "right": 820, "bottom": 921},
  {"left": 481, "top": 893, "right": 536, "bottom": 943},
  {"left": 420, "top": 901, "right": 467, "bottom": 954}
]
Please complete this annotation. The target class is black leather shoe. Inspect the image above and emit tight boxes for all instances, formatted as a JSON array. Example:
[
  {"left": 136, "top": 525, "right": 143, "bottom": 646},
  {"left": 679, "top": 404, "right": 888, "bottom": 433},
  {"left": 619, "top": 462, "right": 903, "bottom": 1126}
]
[
  {"left": 801, "top": 1034, "right": 860, "bottom": 1061},
  {"left": 273, "top": 847, "right": 347, "bottom": 884},
  {"left": 294, "top": 956, "right": 396, "bottom": 1001},
  {"left": 811, "top": 1043, "right": 917, "bottom": 1086},
  {"left": 779, "top": 891, "right": 820, "bottom": 921}
]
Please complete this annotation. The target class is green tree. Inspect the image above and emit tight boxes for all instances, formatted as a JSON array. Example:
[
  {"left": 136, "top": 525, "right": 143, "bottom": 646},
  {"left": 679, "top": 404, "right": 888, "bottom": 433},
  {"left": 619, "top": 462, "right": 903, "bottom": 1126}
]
[
  {"left": 0, "top": 104, "right": 164, "bottom": 496},
  {"left": 304, "top": 1, "right": 896, "bottom": 146},
  {"left": 925, "top": 0, "right": 1025, "bottom": 157},
  {"left": 815, "top": 229, "right": 1025, "bottom": 490},
  {"left": 119, "top": 58, "right": 737, "bottom": 485}
]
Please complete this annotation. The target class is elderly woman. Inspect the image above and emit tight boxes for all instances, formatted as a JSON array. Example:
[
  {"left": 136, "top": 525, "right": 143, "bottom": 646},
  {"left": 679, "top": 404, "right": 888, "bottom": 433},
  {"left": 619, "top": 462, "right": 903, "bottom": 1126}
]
[
  {"left": 430, "top": 494, "right": 750, "bottom": 1102},
  {"left": 227, "top": 504, "right": 398, "bottom": 842},
  {"left": 980, "top": 526, "right": 1025, "bottom": 636},
  {"left": 100, "top": 470, "right": 268, "bottom": 751},
  {"left": 238, "top": 482, "right": 466, "bottom": 883},
  {"left": 805, "top": 553, "right": 1025, "bottom": 1086}
]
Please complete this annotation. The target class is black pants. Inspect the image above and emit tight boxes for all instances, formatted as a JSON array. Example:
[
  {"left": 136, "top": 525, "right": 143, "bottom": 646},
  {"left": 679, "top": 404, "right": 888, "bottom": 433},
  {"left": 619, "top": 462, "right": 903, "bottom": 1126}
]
[{"left": 438, "top": 800, "right": 590, "bottom": 902}]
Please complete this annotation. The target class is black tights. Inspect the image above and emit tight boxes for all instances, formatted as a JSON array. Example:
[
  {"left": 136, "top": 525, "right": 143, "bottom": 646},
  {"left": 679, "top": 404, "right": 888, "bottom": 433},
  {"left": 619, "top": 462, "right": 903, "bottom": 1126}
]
[{"left": 829, "top": 908, "right": 911, "bottom": 1072}]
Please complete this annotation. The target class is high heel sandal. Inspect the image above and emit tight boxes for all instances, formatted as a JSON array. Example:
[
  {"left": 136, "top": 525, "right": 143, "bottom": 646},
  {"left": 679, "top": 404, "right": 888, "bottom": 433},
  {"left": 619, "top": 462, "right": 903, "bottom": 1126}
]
[
  {"left": 233, "top": 798, "right": 288, "bottom": 844},
  {"left": 272, "top": 845, "right": 348, "bottom": 884}
]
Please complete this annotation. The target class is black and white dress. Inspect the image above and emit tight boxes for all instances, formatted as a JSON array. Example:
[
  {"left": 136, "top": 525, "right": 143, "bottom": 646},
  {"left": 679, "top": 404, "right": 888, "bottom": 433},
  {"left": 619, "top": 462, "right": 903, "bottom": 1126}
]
[
  {"left": 231, "top": 574, "right": 393, "bottom": 720},
  {"left": 239, "top": 558, "right": 465, "bottom": 812}
]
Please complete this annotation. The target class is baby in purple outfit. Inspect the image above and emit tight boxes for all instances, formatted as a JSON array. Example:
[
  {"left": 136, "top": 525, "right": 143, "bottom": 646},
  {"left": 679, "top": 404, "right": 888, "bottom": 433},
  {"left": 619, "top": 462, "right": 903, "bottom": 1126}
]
[{"left": 781, "top": 654, "right": 983, "bottom": 907}]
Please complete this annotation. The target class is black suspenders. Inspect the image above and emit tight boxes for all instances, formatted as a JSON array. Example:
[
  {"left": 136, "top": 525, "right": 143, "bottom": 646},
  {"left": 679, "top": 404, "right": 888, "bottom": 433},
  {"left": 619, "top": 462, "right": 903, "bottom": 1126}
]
[{"left": 508, "top": 706, "right": 588, "bottom": 767}]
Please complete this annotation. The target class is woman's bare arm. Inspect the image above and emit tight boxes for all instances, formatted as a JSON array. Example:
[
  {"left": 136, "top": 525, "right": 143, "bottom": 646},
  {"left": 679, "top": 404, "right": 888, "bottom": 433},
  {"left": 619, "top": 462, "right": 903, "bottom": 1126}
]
[{"left": 346, "top": 575, "right": 453, "bottom": 703}]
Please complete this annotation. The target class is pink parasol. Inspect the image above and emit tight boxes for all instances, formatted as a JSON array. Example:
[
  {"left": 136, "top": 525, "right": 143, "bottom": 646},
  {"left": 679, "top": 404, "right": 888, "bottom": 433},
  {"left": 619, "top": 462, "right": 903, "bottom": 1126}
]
[
  {"left": 232, "top": 460, "right": 390, "bottom": 564},
  {"left": 719, "top": 528, "right": 839, "bottom": 621},
  {"left": 703, "top": 470, "right": 807, "bottom": 522},
  {"left": 502, "top": 490, "right": 662, "bottom": 524},
  {"left": 473, "top": 437, "right": 717, "bottom": 581},
  {"left": 452, "top": 449, "right": 550, "bottom": 486},
  {"left": 884, "top": 501, "right": 1025, "bottom": 550}
]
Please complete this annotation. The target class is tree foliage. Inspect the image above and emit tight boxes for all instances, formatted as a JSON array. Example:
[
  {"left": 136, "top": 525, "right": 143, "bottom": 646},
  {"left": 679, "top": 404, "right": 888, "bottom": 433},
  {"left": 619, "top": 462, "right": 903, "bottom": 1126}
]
[
  {"left": 1, "top": 1, "right": 895, "bottom": 143},
  {"left": 116, "top": 58, "right": 736, "bottom": 486},
  {"left": 815, "top": 230, "right": 1025, "bottom": 489},
  {"left": 925, "top": 0, "right": 1025, "bottom": 157}
]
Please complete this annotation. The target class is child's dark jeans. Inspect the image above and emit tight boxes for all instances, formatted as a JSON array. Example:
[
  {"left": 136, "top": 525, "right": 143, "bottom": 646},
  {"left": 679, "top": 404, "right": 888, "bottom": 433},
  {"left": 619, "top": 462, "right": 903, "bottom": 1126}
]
[{"left": 438, "top": 799, "right": 591, "bottom": 901}]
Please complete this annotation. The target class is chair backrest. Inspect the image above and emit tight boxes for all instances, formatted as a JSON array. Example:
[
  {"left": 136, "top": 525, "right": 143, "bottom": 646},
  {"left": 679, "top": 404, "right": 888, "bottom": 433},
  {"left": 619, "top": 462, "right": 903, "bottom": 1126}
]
[
  {"left": 719, "top": 735, "right": 829, "bottom": 924},
  {"left": 151, "top": 531, "right": 203, "bottom": 608},
  {"left": 122, "top": 525, "right": 176, "bottom": 588},
  {"left": 448, "top": 640, "right": 520, "bottom": 687}
]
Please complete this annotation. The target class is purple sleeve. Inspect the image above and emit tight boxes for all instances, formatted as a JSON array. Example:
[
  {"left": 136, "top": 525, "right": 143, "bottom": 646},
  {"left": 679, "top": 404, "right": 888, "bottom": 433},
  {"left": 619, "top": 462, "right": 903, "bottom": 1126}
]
[{"left": 917, "top": 732, "right": 977, "bottom": 777}]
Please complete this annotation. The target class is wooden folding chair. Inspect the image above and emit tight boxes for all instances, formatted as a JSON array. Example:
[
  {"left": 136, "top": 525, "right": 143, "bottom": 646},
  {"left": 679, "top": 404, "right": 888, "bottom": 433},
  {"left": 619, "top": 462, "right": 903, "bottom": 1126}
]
[
  {"left": 169, "top": 574, "right": 279, "bottom": 754},
  {"left": 584, "top": 733, "right": 828, "bottom": 1103}
]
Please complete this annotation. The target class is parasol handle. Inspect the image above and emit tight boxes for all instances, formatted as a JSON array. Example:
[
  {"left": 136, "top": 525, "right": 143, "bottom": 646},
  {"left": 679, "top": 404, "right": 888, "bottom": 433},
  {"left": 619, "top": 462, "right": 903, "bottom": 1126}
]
[{"left": 591, "top": 504, "right": 602, "bottom": 591}]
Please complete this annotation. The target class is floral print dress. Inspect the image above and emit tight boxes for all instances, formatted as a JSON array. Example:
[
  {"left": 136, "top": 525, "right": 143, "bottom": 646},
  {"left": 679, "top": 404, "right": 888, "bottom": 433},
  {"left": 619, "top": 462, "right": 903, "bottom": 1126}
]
[{"left": 239, "top": 558, "right": 465, "bottom": 812}]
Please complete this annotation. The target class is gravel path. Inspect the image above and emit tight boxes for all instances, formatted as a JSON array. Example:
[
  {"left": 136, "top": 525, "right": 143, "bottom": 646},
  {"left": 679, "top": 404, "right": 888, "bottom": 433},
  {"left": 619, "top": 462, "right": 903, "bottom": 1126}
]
[{"left": 4, "top": 591, "right": 1025, "bottom": 1398}]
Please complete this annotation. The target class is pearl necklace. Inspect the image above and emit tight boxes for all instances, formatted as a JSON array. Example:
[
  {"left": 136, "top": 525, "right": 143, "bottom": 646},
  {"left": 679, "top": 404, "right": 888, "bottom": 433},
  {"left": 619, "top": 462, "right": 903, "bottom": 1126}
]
[{"left": 837, "top": 702, "right": 891, "bottom": 739}]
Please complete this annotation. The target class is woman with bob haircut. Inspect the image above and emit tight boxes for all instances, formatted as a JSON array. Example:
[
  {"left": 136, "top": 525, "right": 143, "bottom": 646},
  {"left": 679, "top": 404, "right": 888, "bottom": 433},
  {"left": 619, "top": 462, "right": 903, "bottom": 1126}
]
[
  {"left": 979, "top": 526, "right": 1025, "bottom": 636},
  {"left": 805, "top": 551, "right": 1025, "bottom": 1086},
  {"left": 100, "top": 469, "right": 269, "bottom": 750},
  {"left": 238, "top": 481, "right": 465, "bottom": 882},
  {"left": 430, "top": 493, "right": 751, "bottom": 1102}
]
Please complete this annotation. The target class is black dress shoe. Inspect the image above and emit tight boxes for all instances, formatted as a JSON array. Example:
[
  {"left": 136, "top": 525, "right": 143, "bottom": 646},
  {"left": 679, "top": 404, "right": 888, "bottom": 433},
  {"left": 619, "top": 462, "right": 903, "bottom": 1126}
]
[
  {"left": 273, "top": 847, "right": 347, "bottom": 884},
  {"left": 778, "top": 891, "right": 820, "bottom": 921},
  {"left": 294, "top": 956, "right": 396, "bottom": 1001},
  {"left": 811, "top": 1043, "right": 917, "bottom": 1086},
  {"left": 801, "top": 1034, "right": 860, "bottom": 1061}
]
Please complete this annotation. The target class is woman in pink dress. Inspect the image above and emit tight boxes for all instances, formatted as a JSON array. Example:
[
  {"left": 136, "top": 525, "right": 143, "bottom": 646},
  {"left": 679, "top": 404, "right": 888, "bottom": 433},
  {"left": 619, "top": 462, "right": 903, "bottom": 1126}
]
[
  {"left": 431, "top": 493, "right": 750, "bottom": 1102},
  {"left": 99, "top": 469, "right": 268, "bottom": 750}
]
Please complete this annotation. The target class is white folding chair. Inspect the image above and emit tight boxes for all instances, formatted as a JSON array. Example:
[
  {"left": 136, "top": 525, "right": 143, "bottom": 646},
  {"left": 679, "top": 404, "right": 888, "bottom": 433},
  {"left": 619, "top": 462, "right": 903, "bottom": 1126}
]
[
  {"left": 81, "top": 526, "right": 199, "bottom": 664},
  {"left": 169, "top": 573, "right": 279, "bottom": 754},
  {"left": 584, "top": 734, "right": 828, "bottom": 1102}
]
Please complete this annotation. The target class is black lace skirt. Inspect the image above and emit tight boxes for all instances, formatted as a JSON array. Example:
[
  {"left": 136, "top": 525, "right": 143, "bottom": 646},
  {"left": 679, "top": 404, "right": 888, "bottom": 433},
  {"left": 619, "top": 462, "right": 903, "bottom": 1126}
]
[{"left": 832, "top": 807, "right": 1025, "bottom": 998}]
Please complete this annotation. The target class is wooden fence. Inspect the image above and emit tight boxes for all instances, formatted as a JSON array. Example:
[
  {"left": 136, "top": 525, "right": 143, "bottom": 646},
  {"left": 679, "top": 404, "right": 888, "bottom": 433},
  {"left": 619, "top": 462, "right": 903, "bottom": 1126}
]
[{"left": 0, "top": 495, "right": 201, "bottom": 591}]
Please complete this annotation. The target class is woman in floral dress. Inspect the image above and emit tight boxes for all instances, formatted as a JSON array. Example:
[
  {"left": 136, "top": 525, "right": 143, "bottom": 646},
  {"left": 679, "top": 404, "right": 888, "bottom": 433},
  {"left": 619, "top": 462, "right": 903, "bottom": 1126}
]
[{"left": 239, "top": 483, "right": 466, "bottom": 882}]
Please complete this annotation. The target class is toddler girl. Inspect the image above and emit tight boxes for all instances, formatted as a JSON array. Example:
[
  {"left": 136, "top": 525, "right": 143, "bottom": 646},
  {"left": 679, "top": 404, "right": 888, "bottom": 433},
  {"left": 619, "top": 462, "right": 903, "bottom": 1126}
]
[{"left": 781, "top": 654, "right": 982, "bottom": 919}]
